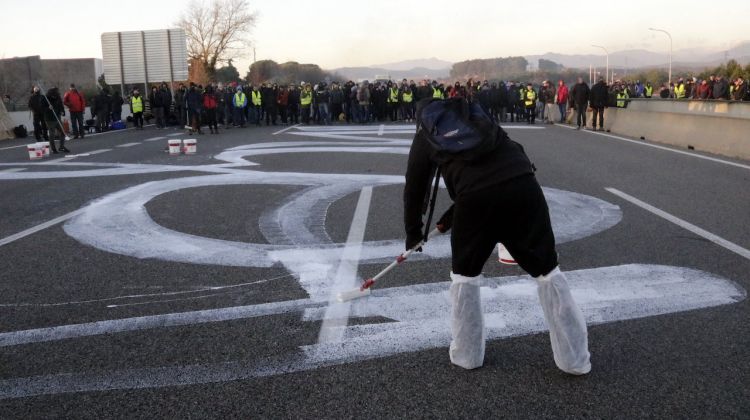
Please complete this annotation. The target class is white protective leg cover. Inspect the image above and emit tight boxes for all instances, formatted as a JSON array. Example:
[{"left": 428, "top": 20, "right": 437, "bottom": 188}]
[
  {"left": 448, "top": 272, "right": 485, "bottom": 369},
  {"left": 536, "top": 267, "right": 591, "bottom": 375}
]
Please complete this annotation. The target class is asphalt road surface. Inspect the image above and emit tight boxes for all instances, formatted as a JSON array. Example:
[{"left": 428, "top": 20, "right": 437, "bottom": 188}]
[{"left": 0, "top": 119, "right": 748, "bottom": 419}]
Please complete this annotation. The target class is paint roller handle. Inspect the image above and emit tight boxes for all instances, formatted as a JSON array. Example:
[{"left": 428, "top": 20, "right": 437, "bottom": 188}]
[{"left": 361, "top": 228, "right": 443, "bottom": 290}]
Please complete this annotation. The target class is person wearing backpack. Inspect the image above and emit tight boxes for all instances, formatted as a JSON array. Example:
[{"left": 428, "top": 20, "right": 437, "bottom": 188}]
[{"left": 404, "top": 97, "right": 591, "bottom": 375}]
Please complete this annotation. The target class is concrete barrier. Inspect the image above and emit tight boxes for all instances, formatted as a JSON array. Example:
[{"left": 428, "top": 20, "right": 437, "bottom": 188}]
[{"left": 589, "top": 99, "right": 750, "bottom": 161}]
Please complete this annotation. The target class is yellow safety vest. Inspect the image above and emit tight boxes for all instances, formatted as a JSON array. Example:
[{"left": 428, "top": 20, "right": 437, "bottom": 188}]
[
  {"left": 616, "top": 92, "right": 627, "bottom": 108},
  {"left": 402, "top": 91, "right": 413, "bottom": 103},
  {"left": 388, "top": 88, "right": 399, "bottom": 103},
  {"left": 432, "top": 87, "right": 443, "bottom": 99},
  {"left": 674, "top": 84, "right": 686, "bottom": 99},
  {"left": 233, "top": 92, "right": 246, "bottom": 107},
  {"left": 301, "top": 90, "right": 312, "bottom": 106},
  {"left": 251, "top": 91, "right": 262, "bottom": 106},
  {"left": 524, "top": 90, "right": 536, "bottom": 107},
  {"left": 131, "top": 96, "right": 143, "bottom": 113},
  {"left": 645, "top": 85, "right": 653, "bottom": 97}
]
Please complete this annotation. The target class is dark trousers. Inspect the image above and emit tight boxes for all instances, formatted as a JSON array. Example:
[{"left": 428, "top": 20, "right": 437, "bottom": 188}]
[
  {"left": 205, "top": 108, "right": 218, "bottom": 130},
  {"left": 33, "top": 114, "right": 49, "bottom": 140},
  {"left": 132, "top": 112, "right": 143, "bottom": 128},
  {"left": 331, "top": 103, "right": 343, "bottom": 122},
  {"left": 301, "top": 105, "right": 311, "bottom": 124},
  {"left": 70, "top": 111, "right": 84, "bottom": 137},
  {"left": 96, "top": 110, "right": 108, "bottom": 132},
  {"left": 591, "top": 107, "right": 604, "bottom": 128},
  {"left": 450, "top": 175, "right": 557, "bottom": 278},
  {"left": 288, "top": 104, "right": 299, "bottom": 124},
  {"left": 575, "top": 102, "right": 587, "bottom": 127},
  {"left": 46, "top": 119, "right": 64, "bottom": 150},
  {"left": 526, "top": 105, "right": 536, "bottom": 123},
  {"left": 233, "top": 107, "right": 246, "bottom": 126},
  {"left": 176, "top": 107, "right": 186, "bottom": 127},
  {"left": 278, "top": 105, "right": 288, "bottom": 124},
  {"left": 265, "top": 106, "right": 277, "bottom": 125}
]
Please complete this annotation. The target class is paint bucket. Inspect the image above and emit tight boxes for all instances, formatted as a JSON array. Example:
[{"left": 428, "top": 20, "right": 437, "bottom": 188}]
[
  {"left": 168, "top": 139, "right": 182, "bottom": 155},
  {"left": 42, "top": 143, "right": 50, "bottom": 157},
  {"left": 182, "top": 139, "right": 197, "bottom": 154},
  {"left": 497, "top": 243, "right": 517, "bottom": 265},
  {"left": 28, "top": 144, "right": 42, "bottom": 160}
]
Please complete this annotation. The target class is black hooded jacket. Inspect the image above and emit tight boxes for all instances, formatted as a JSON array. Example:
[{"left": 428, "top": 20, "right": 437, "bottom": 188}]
[{"left": 403, "top": 122, "right": 534, "bottom": 238}]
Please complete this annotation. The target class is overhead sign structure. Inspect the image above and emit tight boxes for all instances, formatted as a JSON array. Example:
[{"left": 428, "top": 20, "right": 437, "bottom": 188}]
[{"left": 101, "top": 29, "right": 188, "bottom": 87}]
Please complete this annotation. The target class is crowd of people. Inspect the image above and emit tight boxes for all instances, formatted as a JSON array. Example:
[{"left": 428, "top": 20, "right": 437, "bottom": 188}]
[{"left": 25, "top": 72, "right": 750, "bottom": 149}]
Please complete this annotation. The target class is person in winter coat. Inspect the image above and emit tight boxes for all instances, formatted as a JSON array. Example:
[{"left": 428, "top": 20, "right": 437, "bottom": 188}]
[
  {"left": 712, "top": 76, "right": 729, "bottom": 100},
  {"left": 159, "top": 83, "right": 172, "bottom": 126},
  {"left": 149, "top": 86, "right": 165, "bottom": 129},
  {"left": 404, "top": 97, "right": 591, "bottom": 374},
  {"left": 27, "top": 86, "right": 49, "bottom": 141},
  {"left": 356, "top": 81, "right": 371, "bottom": 123},
  {"left": 265, "top": 83, "right": 279, "bottom": 126},
  {"left": 315, "top": 82, "right": 331, "bottom": 125},
  {"left": 277, "top": 85, "right": 290, "bottom": 124},
  {"left": 185, "top": 83, "right": 204, "bottom": 134},
  {"left": 174, "top": 84, "right": 187, "bottom": 127},
  {"left": 696, "top": 80, "right": 711, "bottom": 99},
  {"left": 570, "top": 77, "right": 590, "bottom": 129},
  {"left": 110, "top": 90, "right": 124, "bottom": 122},
  {"left": 232, "top": 86, "right": 247, "bottom": 128},
  {"left": 330, "top": 83, "right": 344, "bottom": 123},
  {"left": 44, "top": 87, "right": 68, "bottom": 153},
  {"left": 287, "top": 85, "right": 300, "bottom": 124},
  {"left": 93, "top": 89, "right": 111, "bottom": 132},
  {"left": 589, "top": 78, "right": 609, "bottom": 131},
  {"left": 63, "top": 83, "right": 86, "bottom": 138},
  {"left": 203, "top": 85, "right": 219, "bottom": 134},
  {"left": 555, "top": 80, "right": 569, "bottom": 123}
]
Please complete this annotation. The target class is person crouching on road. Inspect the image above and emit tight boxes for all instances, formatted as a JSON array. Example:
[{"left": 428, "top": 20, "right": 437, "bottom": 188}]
[{"left": 403, "top": 98, "right": 591, "bottom": 374}]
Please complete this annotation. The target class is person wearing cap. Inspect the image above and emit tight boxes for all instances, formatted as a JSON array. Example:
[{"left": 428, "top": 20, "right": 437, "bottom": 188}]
[
  {"left": 232, "top": 86, "right": 247, "bottom": 128},
  {"left": 63, "top": 84, "right": 86, "bottom": 139},
  {"left": 28, "top": 86, "right": 50, "bottom": 142}
]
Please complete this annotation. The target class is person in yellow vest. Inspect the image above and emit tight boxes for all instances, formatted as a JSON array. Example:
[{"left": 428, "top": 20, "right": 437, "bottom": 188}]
[
  {"left": 387, "top": 83, "right": 400, "bottom": 121},
  {"left": 644, "top": 82, "right": 654, "bottom": 98},
  {"left": 431, "top": 81, "right": 444, "bottom": 99},
  {"left": 300, "top": 83, "right": 313, "bottom": 125},
  {"left": 616, "top": 88, "right": 629, "bottom": 108},
  {"left": 232, "top": 86, "right": 247, "bottom": 127},
  {"left": 401, "top": 86, "right": 414, "bottom": 122},
  {"left": 524, "top": 83, "right": 537, "bottom": 124},
  {"left": 250, "top": 85, "right": 262, "bottom": 126},
  {"left": 674, "top": 79, "right": 686, "bottom": 99},
  {"left": 130, "top": 88, "right": 144, "bottom": 130}
]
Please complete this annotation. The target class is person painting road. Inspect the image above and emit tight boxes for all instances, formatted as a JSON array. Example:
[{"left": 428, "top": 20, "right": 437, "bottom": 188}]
[{"left": 404, "top": 97, "right": 591, "bottom": 374}]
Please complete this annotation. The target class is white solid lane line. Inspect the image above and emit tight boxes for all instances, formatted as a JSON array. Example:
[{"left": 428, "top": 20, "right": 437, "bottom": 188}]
[
  {"left": 0, "top": 168, "right": 26, "bottom": 173},
  {"left": 0, "top": 209, "right": 85, "bottom": 248},
  {"left": 606, "top": 188, "right": 750, "bottom": 261},
  {"left": 116, "top": 142, "right": 141, "bottom": 148},
  {"left": 0, "top": 144, "right": 28, "bottom": 151},
  {"left": 317, "top": 186, "right": 373, "bottom": 344},
  {"left": 556, "top": 124, "right": 750, "bottom": 171}
]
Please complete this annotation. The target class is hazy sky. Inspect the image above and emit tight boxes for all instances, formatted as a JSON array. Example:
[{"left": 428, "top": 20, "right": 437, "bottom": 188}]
[{"left": 2, "top": 0, "right": 748, "bottom": 72}]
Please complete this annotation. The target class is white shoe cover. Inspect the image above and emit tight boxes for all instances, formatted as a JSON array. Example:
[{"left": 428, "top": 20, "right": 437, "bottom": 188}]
[
  {"left": 449, "top": 272, "right": 485, "bottom": 369},
  {"left": 537, "top": 267, "right": 591, "bottom": 375}
]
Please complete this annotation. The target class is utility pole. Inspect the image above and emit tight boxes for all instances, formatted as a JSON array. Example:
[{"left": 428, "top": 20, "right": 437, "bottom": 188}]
[
  {"left": 591, "top": 45, "right": 609, "bottom": 84},
  {"left": 649, "top": 28, "right": 672, "bottom": 83}
]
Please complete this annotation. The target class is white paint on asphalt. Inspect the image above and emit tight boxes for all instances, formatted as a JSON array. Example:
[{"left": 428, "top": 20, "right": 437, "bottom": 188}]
[
  {"left": 0, "top": 209, "right": 85, "bottom": 248},
  {"left": 272, "top": 124, "right": 300, "bottom": 135},
  {"left": 607, "top": 188, "right": 750, "bottom": 261},
  {"left": 143, "top": 136, "right": 167, "bottom": 142},
  {"left": 116, "top": 142, "right": 141, "bottom": 148},
  {"left": 317, "top": 186, "right": 372, "bottom": 344},
  {"left": 0, "top": 264, "right": 743, "bottom": 399},
  {"left": 0, "top": 168, "right": 26, "bottom": 173},
  {"left": 84, "top": 148, "right": 113, "bottom": 155},
  {"left": 377, "top": 124, "right": 385, "bottom": 136},
  {"left": 167, "top": 133, "right": 182, "bottom": 137},
  {"left": 0, "top": 144, "right": 28, "bottom": 151}
]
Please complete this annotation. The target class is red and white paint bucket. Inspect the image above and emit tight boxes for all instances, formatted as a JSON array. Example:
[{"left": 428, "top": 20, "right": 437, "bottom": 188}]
[
  {"left": 28, "top": 144, "right": 43, "bottom": 160},
  {"left": 42, "top": 143, "right": 50, "bottom": 157},
  {"left": 168, "top": 139, "right": 182, "bottom": 155},
  {"left": 497, "top": 243, "right": 517, "bottom": 265},
  {"left": 182, "top": 139, "right": 197, "bottom": 154}
]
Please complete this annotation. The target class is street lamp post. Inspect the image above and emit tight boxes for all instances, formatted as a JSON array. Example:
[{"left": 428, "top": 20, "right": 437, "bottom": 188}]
[
  {"left": 649, "top": 27, "right": 672, "bottom": 84},
  {"left": 591, "top": 45, "right": 609, "bottom": 85}
]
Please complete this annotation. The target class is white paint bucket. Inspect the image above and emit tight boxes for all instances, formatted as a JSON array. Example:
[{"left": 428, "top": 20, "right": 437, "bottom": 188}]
[
  {"left": 28, "top": 144, "right": 42, "bottom": 160},
  {"left": 42, "top": 143, "right": 50, "bottom": 157},
  {"left": 497, "top": 243, "right": 517, "bottom": 265},
  {"left": 183, "top": 139, "right": 197, "bottom": 154},
  {"left": 168, "top": 139, "right": 182, "bottom": 155}
]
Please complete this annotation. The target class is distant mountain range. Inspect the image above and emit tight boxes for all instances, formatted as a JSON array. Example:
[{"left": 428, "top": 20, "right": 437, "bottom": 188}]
[{"left": 331, "top": 43, "right": 749, "bottom": 81}]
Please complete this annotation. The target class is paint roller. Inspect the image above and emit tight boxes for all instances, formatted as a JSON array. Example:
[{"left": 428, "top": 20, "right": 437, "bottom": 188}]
[
  {"left": 336, "top": 226, "right": 445, "bottom": 302},
  {"left": 337, "top": 166, "right": 446, "bottom": 302}
]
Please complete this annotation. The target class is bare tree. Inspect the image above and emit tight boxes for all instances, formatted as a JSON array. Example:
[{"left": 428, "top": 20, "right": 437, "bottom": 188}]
[{"left": 177, "top": 0, "right": 256, "bottom": 81}]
